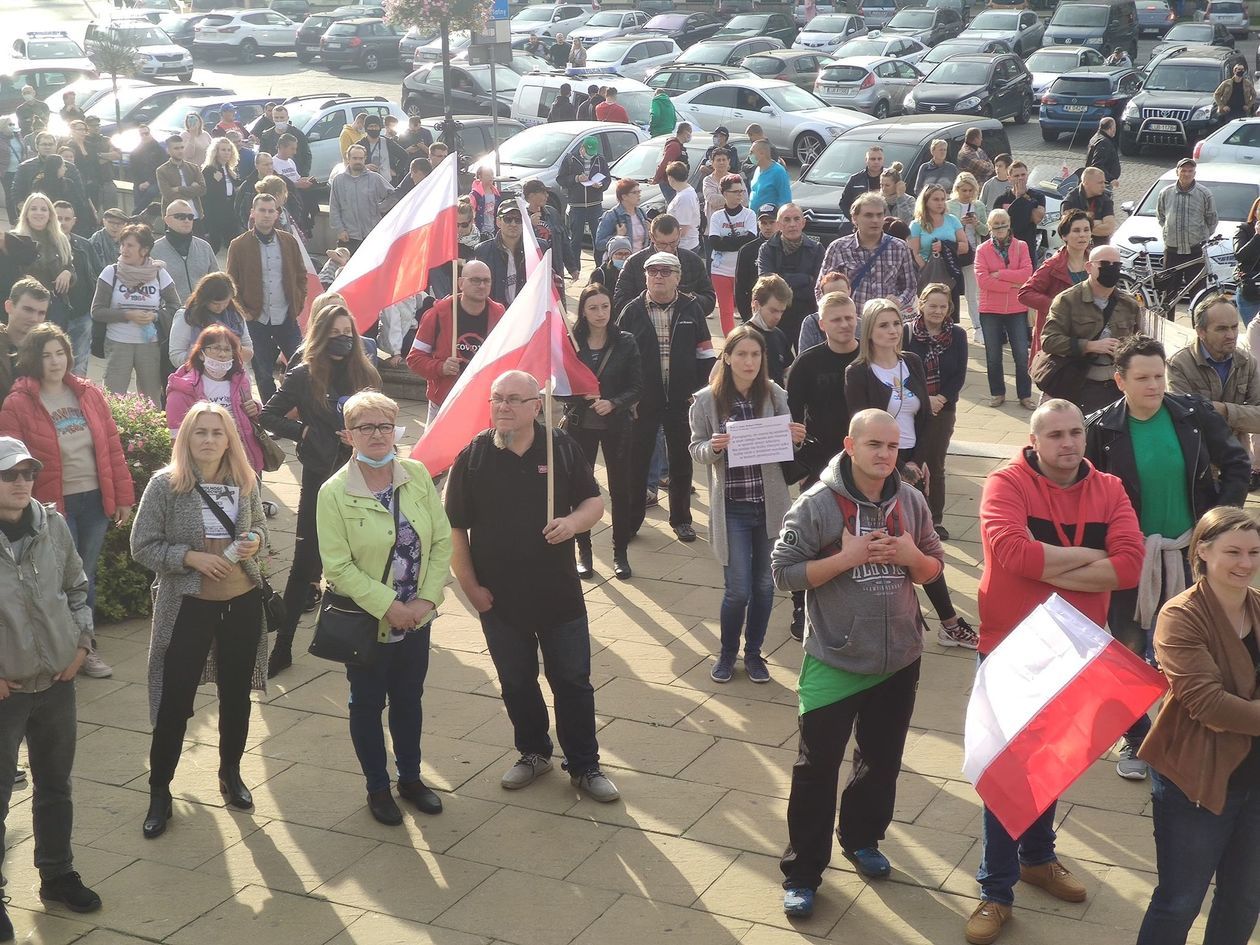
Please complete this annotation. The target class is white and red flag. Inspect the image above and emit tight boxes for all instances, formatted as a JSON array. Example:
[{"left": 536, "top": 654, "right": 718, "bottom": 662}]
[
  {"left": 329, "top": 153, "right": 461, "bottom": 333},
  {"left": 964, "top": 594, "right": 1167, "bottom": 839},
  {"left": 293, "top": 236, "right": 325, "bottom": 333},
  {"left": 412, "top": 248, "right": 599, "bottom": 477}
]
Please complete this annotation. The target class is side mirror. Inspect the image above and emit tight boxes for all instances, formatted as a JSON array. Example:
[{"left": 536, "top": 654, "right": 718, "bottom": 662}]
[{"left": 761, "top": 105, "right": 774, "bottom": 113}]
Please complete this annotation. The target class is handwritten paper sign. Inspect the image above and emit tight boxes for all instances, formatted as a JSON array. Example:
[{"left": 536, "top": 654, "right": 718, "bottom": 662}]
[{"left": 726, "top": 414, "right": 793, "bottom": 468}]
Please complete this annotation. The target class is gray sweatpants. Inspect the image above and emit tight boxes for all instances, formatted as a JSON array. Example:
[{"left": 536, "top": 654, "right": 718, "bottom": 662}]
[{"left": 104, "top": 339, "right": 162, "bottom": 407}]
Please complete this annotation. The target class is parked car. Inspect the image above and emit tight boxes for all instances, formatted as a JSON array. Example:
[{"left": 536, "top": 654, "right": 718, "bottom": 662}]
[
  {"left": 1120, "top": 45, "right": 1249, "bottom": 153},
  {"left": 192, "top": 9, "right": 298, "bottom": 61},
  {"left": 402, "top": 61, "right": 519, "bottom": 117},
  {"left": 513, "top": 73, "right": 678, "bottom": 131},
  {"left": 578, "top": 35, "right": 681, "bottom": 81},
  {"left": 923, "top": 0, "right": 971, "bottom": 27},
  {"left": 1196, "top": 0, "right": 1249, "bottom": 39},
  {"left": 714, "top": 13, "right": 799, "bottom": 46},
  {"left": 1194, "top": 117, "right": 1260, "bottom": 162},
  {"left": 295, "top": 11, "right": 355, "bottom": 62},
  {"left": 600, "top": 130, "right": 752, "bottom": 216},
  {"left": 743, "top": 50, "right": 834, "bottom": 90},
  {"left": 84, "top": 19, "right": 194, "bottom": 82},
  {"left": 794, "top": 3, "right": 840, "bottom": 27},
  {"left": 320, "top": 18, "right": 403, "bottom": 72},
  {"left": 902, "top": 53, "right": 1035, "bottom": 123},
  {"left": 154, "top": 13, "right": 208, "bottom": 48},
  {"left": 278, "top": 93, "right": 406, "bottom": 180},
  {"left": 1137, "top": 0, "right": 1177, "bottom": 36},
  {"left": 509, "top": 4, "right": 595, "bottom": 38},
  {"left": 413, "top": 29, "right": 471, "bottom": 63},
  {"left": 418, "top": 114, "right": 524, "bottom": 190},
  {"left": 0, "top": 67, "right": 98, "bottom": 116},
  {"left": 1026, "top": 46, "right": 1108, "bottom": 104},
  {"left": 83, "top": 82, "right": 234, "bottom": 135},
  {"left": 793, "top": 13, "right": 868, "bottom": 53},
  {"left": 269, "top": 0, "right": 310, "bottom": 19},
  {"left": 673, "top": 77, "right": 872, "bottom": 163},
  {"left": 19, "top": 77, "right": 149, "bottom": 136},
  {"left": 1043, "top": 0, "right": 1139, "bottom": 60},
  {"left": 1151, "top": 20, "right": 1235, "bottom": 55},
  {"left": 918, "top": 36, "right": 1013, "bottom": 70},
  {"left": 110, "top": 94, "right": 269, "bottom": 158},
  {"left": 644, "top": 63, "right": 754, "bottom": 96},
  {"left": 814, "top": 55, "right": 920, "bottom": 116},
  {"left": 858, "top": 0, "right": 900, "bottom": 30},
  {"left": 880, "top": 6, "right": 967, "bottom": 47},
  {"left": 639, "top": 11, "right": 725, "bottom": 48},
  {"left": 396, "top": 26, "right": 436, "bottom": 68},
  {"left": 1039, "top": 67, "right": 1142, "bottom": 141},
  {"left": 570, "top": 9, "right": 652, "bottom": 43},
  {"left": 959, "top": 8, "right": 1045, "bottom": 55},
  {"left": 8, "top": 31, "right": 94, "bottom": 72},
  {"left": 832, "top": 32, "right": 931, "bottom": 63},
  {"left": 676, "top": 36, "right": 786, "bottom": 66}
]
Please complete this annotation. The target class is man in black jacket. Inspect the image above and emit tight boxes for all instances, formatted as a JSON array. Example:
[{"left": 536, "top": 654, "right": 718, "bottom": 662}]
[
  {"left": 736, "top": 205, "right": 778, "bottom": 322},
  {"left": 547, "top": 84, "right": 577, "bottom": 123},
  {"left": 612, "top": 214, "right": 715, "bottom": 318},
  {"left": 475, "top": 202, "right": 530, "bottom": 307},
  {"left": 128, "top": 125, "right": 167, "bottom": 213},
  {"left": 558, "top": 137, "right": 609, "bottom": 276},
  {"left": 548, "top": 34, "right": 572, "bottom": 69},
  {"left": 619, "top": 251, "right": 715, "bottom": 542},
  {"left": 258, "top": 105, "right": 312, "bottom": 176},
  {"left": 356, "top": 114, "right": 409, "bottom": 187},
  {"left": 757, "top": 203, "right": 824, "bottom": 353},
  {"left": 1085, "top": 117, "right": 1121, "bottom": 189},
  {"left": 839, "top": 146, "right": 884, "bottom": 220},
  {"left": 1085, "top": 334, "right": 1250, "bottom": 780},
  {"left": 13, "top": 134, "right": 86, "bottom": 211},
  {"left": 51, "top": 200, "right": 102, "bottom": 376},
  {"left": 575, "top": 85, "right": 602, "bottom": 122}
]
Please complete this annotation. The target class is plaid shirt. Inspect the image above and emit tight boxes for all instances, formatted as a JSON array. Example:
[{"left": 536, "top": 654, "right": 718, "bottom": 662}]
[
  {"left": 818, "top": 234, "right": 919, "bottom": 313},
  {"left": 1157, "top": 182, "right": 1219, "bottom": 254},
  {"left": 646, "top": 297, "right": 674, "bottom": 389},
  {"left": 723, "top": 396, "right": 765, "bottom": 505}
]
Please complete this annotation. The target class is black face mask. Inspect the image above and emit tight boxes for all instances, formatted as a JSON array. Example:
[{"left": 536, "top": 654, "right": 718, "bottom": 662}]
[
  {"left": 327, "top": 335, "right": 354, "bottom": 358},
  {"left": 1095, "top": 260, "right": 1122, "bottom": 288},
  {"left": 366, "top": 128, "right": 381, "bottom": 138}
]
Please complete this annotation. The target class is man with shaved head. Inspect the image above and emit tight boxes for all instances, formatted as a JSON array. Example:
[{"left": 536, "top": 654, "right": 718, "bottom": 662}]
[
  {"left": 445, "top": 371, "right": 619, "bottom": 803},
  {"left": 965, "top": 398, "right": 1144, "bottom": 944},
  {"left": 772, "top": 408, "right": 944, "bottom": 917}
]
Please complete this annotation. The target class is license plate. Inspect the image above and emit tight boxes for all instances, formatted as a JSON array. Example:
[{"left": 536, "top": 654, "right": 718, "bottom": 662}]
[
  {"left": 325, "top": 41, "right": 342, "bottom": 47},
  {"left": 1149, "top": 121, "right": 1178, "bottom": 132},
  {"left": 1064, "top": 104, "right": 1087, "bottom": 112}
]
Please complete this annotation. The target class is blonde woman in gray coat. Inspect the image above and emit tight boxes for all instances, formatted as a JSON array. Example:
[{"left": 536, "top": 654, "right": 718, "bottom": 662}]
[{"left": 690, "top": 324, "right": 805, "bottom": 685}]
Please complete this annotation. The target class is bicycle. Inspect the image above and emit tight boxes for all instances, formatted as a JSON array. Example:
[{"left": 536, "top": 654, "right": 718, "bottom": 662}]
[{"left": 1119, "top": 232, "right": 1233, "bottom": 322}]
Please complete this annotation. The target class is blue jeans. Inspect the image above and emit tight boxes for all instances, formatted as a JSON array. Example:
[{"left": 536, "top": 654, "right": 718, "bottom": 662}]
[
  {"left": 64, "top": 490, "right": 109, "bottom": 613},
  {"left": 479, "top": 609, "right": 599, "bottom": 776},
  {"left": 977, "top": 802, "right": 1059, "bottom": 905},
  {"left": 568, "top": 204, "right": 602, "bottom": 270},
  {"left": 648, "top": 426, "right": 667, "bottom": 494},
  {"left": 1236, "top": 285, "right": 1260, "bottom": 327},
  {"left": 346, "top": 625, "right": 432, "bottom": 793},
  {"left": 48, "top": 305, "right": 92, "bottom": 377},
  {"left": 1138, "top": 769, "right": 1260, "bottom": 945},
  {"left": 246, "top": 315, "right": 302, "bottom": 405},
  {"left": 720, "top": 500, "right": 774, "bottom": 659},
  {"left": 979, "top": 312, "right": 1031, "bottom": 400}
]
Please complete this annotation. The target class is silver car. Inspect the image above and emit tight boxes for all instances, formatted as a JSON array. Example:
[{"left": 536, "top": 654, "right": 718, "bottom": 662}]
[
  {"left": 568, "top": 9, "right": 651, "bottom": 43},
  {"left": 1199, "top": 0, "right": 1249, "bottom": 39},
  {"left": 792, "top": 13, "right": 868, "bottom": 54},
  {"left": 814, "top": 55, "right": 920, "bottom": 116},
  {"left": 959, "top": 8, "right": 1046, "bottom": 56},
  {"left": 1025, "top": 45, "right": 1107, "bottom": 107}
]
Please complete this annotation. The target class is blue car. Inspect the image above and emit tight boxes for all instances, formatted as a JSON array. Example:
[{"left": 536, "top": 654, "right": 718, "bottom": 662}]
[
  {"left": 1137, "top": 0, "right": 1177, "bottom": 37},
  {"left": 1039, "top": 67, "right": 1143, "bottom": 142}
]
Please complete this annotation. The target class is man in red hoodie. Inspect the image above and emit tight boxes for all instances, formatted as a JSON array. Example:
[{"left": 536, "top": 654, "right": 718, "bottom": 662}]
[
  {"left": 966, "top": 397, "right": 1144, "bottom": 945},
  {"left": 407, "top": 259, "right": 505, "bottom": 424}
]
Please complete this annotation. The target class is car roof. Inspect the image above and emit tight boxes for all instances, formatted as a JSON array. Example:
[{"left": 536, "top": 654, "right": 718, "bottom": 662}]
[
  {"left": 830, "top": 55, "right": 894, "bottom": 67},
  {"left": 339, "top": 16, "right": 384, "bottom": 24},
  {"left": 689, "top": 37, "right": 768, "bottom": 47},
  {"left": 748, "top": 49, "right": 823, "bottom": 59},
  {"left": 521, "top": 72, "right": 651, "bottom": 90},
  {"left": 652, "top": 63, "right": 747, "bottom": 73},
  {"left": 695, "top": 78, "right": 799, "bottom": 89},
  {"left": 840, "top": 114, "right": 1004, "bottom": 141}
]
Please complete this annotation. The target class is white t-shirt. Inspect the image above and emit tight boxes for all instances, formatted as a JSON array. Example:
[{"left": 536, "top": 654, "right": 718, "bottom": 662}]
[
  {"left": 668, "top": 186, "right": 702, "bottom": 252},
  {"left": 199, "top": 482, "right": 240, "bottom": 539},
  {"left": 201, "top": 376, "right": 233, "bottom": 410},
  {"left": 102, "top": 265, "right": 174, "bottom": 345},
  {"left": 272, "top": 155, "right": 301, "bottom": 184},
  {"left": 707, "top": 205, "right": 758, "bottom": 278},
  {"left": 871, "top": 361, "right": 919, "bottom": 449}
]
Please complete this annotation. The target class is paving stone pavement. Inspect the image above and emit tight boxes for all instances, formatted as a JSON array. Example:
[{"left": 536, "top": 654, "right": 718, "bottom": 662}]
[{"left": 19, "top": 338, "right": 1258, "bottom": 945}]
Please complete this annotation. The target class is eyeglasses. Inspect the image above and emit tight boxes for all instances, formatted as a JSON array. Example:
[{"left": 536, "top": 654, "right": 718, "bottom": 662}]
[
  {"left": 351, "top": 423, "right": 395, "bottom": 436},
  {"left": 991, "top": 224, "right": 1010, "bottom": 230},
  {"left": 488, "top": 395, "right": 539, "bottom": 407},
  {"left": 0, "top": 468, "right": 36, "bottom": 482},
  {"left": 463, "top": 275, "right": 491, "bottom": 285},
  {"left": 646, "top": 267, "right": 676, "bottom": 277},
  {"left": 500, "top": 217, "right": 522, "bottom": 225},
  {"left": 204, "top": 346, "right": 234, "bottom": 356},
  {"left": 169, "top": 213, "right": 195, "bottom": 221}
]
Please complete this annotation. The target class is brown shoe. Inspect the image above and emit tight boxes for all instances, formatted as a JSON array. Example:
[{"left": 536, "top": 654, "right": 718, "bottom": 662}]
[
  {"left": 1019, "top": 398, "right": 1038, "bottom": 411},
  {"left": 1020, "top": 860, "right": 1086, "bottom": 902},
  {"left": 987, "top": 395, "right": 1006, "bottom": 408},
  {"left": 965, "top": 900, "right": 1011, "bottom": 945}
]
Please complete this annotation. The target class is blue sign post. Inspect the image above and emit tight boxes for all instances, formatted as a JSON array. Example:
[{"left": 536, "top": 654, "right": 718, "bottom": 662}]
[{"left": 492, "top": 0, "right": 509, "bottom": 20}]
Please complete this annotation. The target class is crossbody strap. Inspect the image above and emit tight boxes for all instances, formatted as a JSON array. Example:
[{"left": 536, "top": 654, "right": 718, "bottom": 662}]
[
  {"left": 849, "top": 235, "right": 892, "bottom": 293},
  {"left": 380, "top": 490, "right": 401, "bottom": 586},
  {"left": 195, "top": 482, "right": 236, "bottom": 540}
]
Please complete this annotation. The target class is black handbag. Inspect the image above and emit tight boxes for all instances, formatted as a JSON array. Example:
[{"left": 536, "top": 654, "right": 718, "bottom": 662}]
[
  {"left": 307, "top": 496, "right": 400, "bottom": 668},
  {"left": 194, "top": 483, "right": 287, "bottom": 632}
]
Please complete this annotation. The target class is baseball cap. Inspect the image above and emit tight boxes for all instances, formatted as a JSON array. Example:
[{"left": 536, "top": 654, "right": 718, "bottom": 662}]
[
  {"left": 0, "top": 437, "right": 42, "bottom": 473},
  {"left": 497, "top": 202, "right": 522, "bottom": 219},
  {"left": 645, "top": 251, "right": 680, "bottom": 271},
  {"left": 714, "top": 126, "right": 730, "bottom": 138},
  {"left": 606, "top": 235, "right": 632, "bottom": 255},
  {"left": 1176, "top": 157, "right": 1196, "bottom": 169},
  {"left": 101, "top": 208, "right": 128, "bottom": 222},
  {"left": 757, "top": 203, "right": 777, "bottom": 219}
]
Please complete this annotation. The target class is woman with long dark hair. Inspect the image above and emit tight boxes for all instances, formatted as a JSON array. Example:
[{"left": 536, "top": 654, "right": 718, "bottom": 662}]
[
  {"left": 260, "top": 294, "right": 381, "bottom": 677},
  {"left": 202, "top": 137, "right": 243, "bottom": 253},
  {"left": 564, "top": 283, "right": 641, "bottom": 581},
  {"left": 1019, "top": 208, "right": 1092, "bottom": 359},
  {"left": 169, "top": 272, "right": 253, "bottom": 369}
]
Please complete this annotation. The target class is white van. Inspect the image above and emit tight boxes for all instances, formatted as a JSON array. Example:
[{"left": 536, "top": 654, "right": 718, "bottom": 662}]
[
  {"left": 513, "top": 71, "right": 689, "bottom": 131},
  {"left": 578, "top": 35, "right": 680, "bottom": 81}
]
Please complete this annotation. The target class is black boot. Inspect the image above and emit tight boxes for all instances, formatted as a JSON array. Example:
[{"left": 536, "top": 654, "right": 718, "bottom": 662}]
[
  {"left": 143, "top": 788, "right": 172, "bottom": 839},
  {"left": 218, "top": 767, "right": 254, "bottom": 810},
  {"left": 397, "top": 779, "right": 443, "bottom": 814},
  {"left": 367, "top": 789, "right": 403, "bottom": 825},
  {"left": 613, "top": 551, "right": 632, "bottom": 581},
  {"left": 267, "top": 635, "right": 293, "bottom": 678},
  {"left": 576, "top": 538, "right": 594, "bottom": 580}
]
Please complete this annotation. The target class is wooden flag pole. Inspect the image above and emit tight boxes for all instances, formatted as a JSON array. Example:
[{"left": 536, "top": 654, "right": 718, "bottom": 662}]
[
  {"left": 544, "top": 377, "right": 555, "bottom": 524},
  {"left": 451, "top": 256, "right": 459, "bottom": 359}
]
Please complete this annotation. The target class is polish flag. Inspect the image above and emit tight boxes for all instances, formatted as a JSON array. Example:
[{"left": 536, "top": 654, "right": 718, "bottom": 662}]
[
  {"left": 412, "top": 249, "right": 599, "bottom": 477},
  {"left": 964, "top": 594, "right": 1167, "bottom": 839},
  {"left": 293, "top": 236, "right": 324, "bottom": 333},
  {"left": 329, "top": 154, "right": 460, "bottom": 333}
]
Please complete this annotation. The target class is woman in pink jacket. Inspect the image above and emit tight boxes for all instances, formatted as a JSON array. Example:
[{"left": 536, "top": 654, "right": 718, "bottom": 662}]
[
  {"left": 165, "top": 325, "right": 264, "bottom": 472},
  {"left": 975, "top": 208, "right": 1034, "bottom": 410}
]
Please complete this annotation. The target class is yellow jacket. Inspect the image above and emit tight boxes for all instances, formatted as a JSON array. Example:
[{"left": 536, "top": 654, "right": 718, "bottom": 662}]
[{"left": 338, "top": 124, "right": 360, "bottom": 162}]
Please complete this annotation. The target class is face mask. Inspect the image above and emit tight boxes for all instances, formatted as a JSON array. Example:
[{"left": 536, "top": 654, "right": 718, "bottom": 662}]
[
  {"left": 327, "top": 335, "right": 354, "bottom": 358},
  {"left": 1095, "top": 260, "right": 1122, "bottom": 288},
  {"left": 366, "top": 128, "right": 380, "bottom": 138},
  {"left": 21, "top": 93, "right": 33, "bottom": 102},
  {"left": 202, "top": 356, "right": 232, "bottom": 379},
  {"left": 273, "top": 121, "right": 288, "bottom": 131},
  {"left": 612, "top": 257, "right": 626, "bottom": 270},
  {"left": 355, "top": 450, "right": 394, "bottom": 468}
]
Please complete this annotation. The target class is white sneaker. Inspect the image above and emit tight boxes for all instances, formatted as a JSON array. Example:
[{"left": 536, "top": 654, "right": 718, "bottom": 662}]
[
  {"left": 80, "top": 650, "right": 113, "bottom": 679},
  {"left": 937, "top": 618, "right": 979, "bottom": 650}
]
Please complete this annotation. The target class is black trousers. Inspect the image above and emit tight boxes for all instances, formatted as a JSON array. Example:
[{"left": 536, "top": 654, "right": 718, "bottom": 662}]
[
  {"left": 898, "top": 448, "right": 956, "bottom": 623},
  {"left": 629, "top": 402, "right": 693, "bottom": 531},
  {"left": 1160, "top": 244, "right": 1204, "bottom": 307},
  {"left": 572, "top": 423, "right": 634, "bottom": 555},
  {"left": 780, "top": 658, "right": 921, "bottom": 890},
  {"left": 276, "top": 463, "right": 325, "bottom": 644},
  {"left": 150, "top": 588, "right": 262, "bottom": 788},
  {"left": 919, "top": 403, "right": 956, "bottom": 527}
]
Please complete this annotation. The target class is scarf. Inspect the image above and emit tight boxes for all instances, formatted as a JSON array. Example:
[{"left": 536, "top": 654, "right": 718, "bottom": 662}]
[
  {"left": 1136, "top": 530, "right": 1192, "bottom": 629},
  {"left": 909, "top": 314, "right": 954, "bottom": 395},
  {"left": 115, "top": 257, "right": 165, "bottom": 289},
  {"left": 992, "top": 235, "right": 1012, "bottom": 264},
  {"left": 165, "top": 230, "right": 193, "bottom": 256}
]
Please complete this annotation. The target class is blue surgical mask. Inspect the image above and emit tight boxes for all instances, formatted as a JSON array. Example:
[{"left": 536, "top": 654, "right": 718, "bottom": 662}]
[
  {"left": 612, "top": 257, "right": 626, "bottom": 270},
  {"left": 355, "top": 451, "right": 394, "bottom": 468}
]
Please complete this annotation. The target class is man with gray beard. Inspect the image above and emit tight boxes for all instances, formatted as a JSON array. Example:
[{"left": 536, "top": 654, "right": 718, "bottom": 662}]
[{"left": 445, "top": 370, "right": 620, "bottom": 803}]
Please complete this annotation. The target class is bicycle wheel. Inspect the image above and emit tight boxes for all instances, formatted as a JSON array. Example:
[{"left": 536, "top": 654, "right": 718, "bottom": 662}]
[
  {"left": 1189, "top": 281, "right": 1236, "bottom": 316},
  {"left": 1120, "top": 276, "right": 1166, "bottom": 324}
]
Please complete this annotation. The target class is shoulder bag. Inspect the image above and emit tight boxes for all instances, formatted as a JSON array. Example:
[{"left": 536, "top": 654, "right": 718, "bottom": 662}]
[
  {"left": 194, "top": 482, "right": 287, "bottom": 633},
  {"left": 250, "top": 417, "right": 286, "bottom": 472},
  {"left": 307, "top": 492, "right": 400, "bottom": 668},
  {"left": 1029, "top": 293, "right": 1117, "bottom": 398}
]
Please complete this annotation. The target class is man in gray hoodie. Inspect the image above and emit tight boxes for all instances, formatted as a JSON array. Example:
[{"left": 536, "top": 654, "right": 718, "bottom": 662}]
[
  {"left": 771, "top": 408, "right": 943, "bottom": 919},
  {"left": 0, "top": 437, "right": 102, "bottom": 937}
]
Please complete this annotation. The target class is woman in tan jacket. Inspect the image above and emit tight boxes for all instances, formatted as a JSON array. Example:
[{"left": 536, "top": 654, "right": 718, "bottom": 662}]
[{"left": 1137, "top": 506, "right": 1260, "bottom": 945}]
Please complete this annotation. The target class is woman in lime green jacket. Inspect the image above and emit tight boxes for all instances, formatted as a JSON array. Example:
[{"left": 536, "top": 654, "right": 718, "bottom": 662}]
[{"left": 316, "top": 391, "right": 451, "bottom": 827}]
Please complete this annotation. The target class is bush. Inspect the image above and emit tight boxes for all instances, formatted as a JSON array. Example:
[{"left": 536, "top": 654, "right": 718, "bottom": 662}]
[{"left": 94, "top": 391, "right": 172, "bottom": 624}]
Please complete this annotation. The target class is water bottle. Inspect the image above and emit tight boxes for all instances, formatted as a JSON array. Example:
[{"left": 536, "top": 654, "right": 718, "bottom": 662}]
[{"left": 223, "top": 531, "right": 257, "bottom": 564}]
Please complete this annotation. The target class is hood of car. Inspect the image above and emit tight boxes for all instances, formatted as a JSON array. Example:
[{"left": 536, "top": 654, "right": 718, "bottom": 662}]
[
  {"left": 913, "top": 81, "right": 988, "bottom": 102},
  {"left": 1132, "top": 88, "right": 1216, "bottom": 107},
  {"left": 137, "top": 43, "right": 189, "bottom": 57},
  {"left": 796, "top": 31, "right": 840, "bottom": 45},
  {"left": 794, "top": 106, "right": 873, "bottom": 129},
  {"left": 962, "top": 28, "right": 1013, "bottom": 39}
]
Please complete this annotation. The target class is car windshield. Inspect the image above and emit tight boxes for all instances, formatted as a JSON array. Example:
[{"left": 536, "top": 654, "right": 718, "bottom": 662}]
[
  {"left": 1165, "top": 23, "right": 1212, "bottom": 38},
  {"left": 720, "top": 15, "right": 771, "bottom": 31},
  {"left": 834, "top": 38, "right": 887, "bottom": 55},
  {"left": 645, "top": 13, "right": 686, "bottom": 29},
  {"left": 889, "top": 10, "right": 935, "bottom": 28},
  {"left": 513, "top": 7, "right": 554, "bottom": 22},
  {"left": 926, "top": 60, "right": 989, "bottom": 84},
  {"left": 113, "top": 26, "right": 172, "bottom": 45},
  {"left": 678, "top": 42, "right": 731, "bottom": 63},
  {"left": 804, "top": 139, "right": 917, "bottom": 184},
  {"left": 304, "top": 14, "right": 334, "bottom": 28},
  {"left": 1051, "top": 4, "right": 1109, "bottom": 26},
  {"left": 743, "top": 56, "right": 784, "bottom": 75},
  {"left": 588, "top": 39, "right": 639, "bottom": 62},
  {"left": 1211, "top": 2, "right": 1244, "bottom": 11},
  {"left": 27, "top": 39, "right": 82, "bottom": 58},
  {"left": 586, "top": 12, "right": 623, "bottom": 25},
  {"left": 969, "top": 11, "right": 1018, "bottom": 28},
  {"left": 1050, "top": 75, "right": 1112, "bottom": 94},
  {"left": 611, "top": 137, "right": 704, "bottom": 178},
  {"left": 764, "top": 84, "right": 825, "bottom": 110},
  {"left": 805, "top": 15, "right": 849, "bottom": 32},
  {"left": 496, "top": 126, "right": 574, "bottom": 167},
  {"left": 1026, "top": 49, "right": 1081, "bottom": 72},
  {"left": 85, "top": 85, "right": 154, "bottom": 121},
  {"left": 819, "top": 63, "right": 869, "bottom": 82},
  {"left": 1145, "top": 63, "right": 1222, "bottom": 91},
  {"left": 618, "top": 89, "right": 652, "bottom": 125},
  {"left": 467, "top": 65, "right": 520, "bottom": 90},
  {"left": 325, "top": 22, "right": 363, "bottom": 35},
  {"left": 1133, "top": 179, "right": 1257, "bottom": 217}
]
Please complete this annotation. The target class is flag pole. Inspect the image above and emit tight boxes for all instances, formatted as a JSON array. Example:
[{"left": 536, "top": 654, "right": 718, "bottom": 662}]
[
  {"left": 544, "top": 377, "right": 555, "bottom": 524},
  {"left": 451, "top": 256, "right": 459, "bottom": 359}
]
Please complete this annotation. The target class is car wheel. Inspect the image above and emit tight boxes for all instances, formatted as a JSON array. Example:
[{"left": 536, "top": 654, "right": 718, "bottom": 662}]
[
  {"left": 1041, "top": 125, "right": 1058, "bottom": 142},
  {"left": 793, "top": 131, "right": 825, "bottom": 166},
  {"left": 873, "top": 100, "right": 889, "bottom": 118},
  {"left": 1013, "top": 94, "right": 1032, "bottom": 124},
  {"left": 1119, "top": 132, "right": 1142, "bottom": 156},
  {"left": 178, "top": 71, "right": 193, "bottom": 82},
  {"left": 364, "top": 50, "right": 380, "bottom": 71},
  {"left": 297, "top": 49, "right": 313, "bottom": 63},
  {"left": 405, "top": 99, "right": 422, "bottom": 116},
  {"left": 238, "top": 38, "right": 258, "bottom": 62}
]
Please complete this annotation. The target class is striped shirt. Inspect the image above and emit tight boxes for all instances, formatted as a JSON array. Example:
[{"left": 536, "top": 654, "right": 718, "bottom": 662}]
[
  {"left": 647, "top": 297, "right": 674, "bottom": 388},
  {"left": 723, "top": 396, "right": 764, "bottom": 505}
]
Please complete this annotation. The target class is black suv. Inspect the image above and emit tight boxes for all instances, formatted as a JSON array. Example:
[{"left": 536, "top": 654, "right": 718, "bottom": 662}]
[
  {"left": 792, "top": 116, "right": 1013, "bottom": 244},
  {"left": 295, "top": 11, "right": 354, "bottom": 62},
  {"left": 880, "top": 6, "right": 967, "bottom": 46},
  {"left": 904, "top": 53, "right": 1035, "bottom": 123},
  {"left": 1120, "top": 44, "right": 1249, "bottom": 153},
  {"left": 320, "top": 17, "right": 403, "bottom": 72}
]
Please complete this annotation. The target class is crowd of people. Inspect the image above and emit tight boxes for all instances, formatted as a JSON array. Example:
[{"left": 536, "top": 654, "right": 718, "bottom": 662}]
[{"left": 1, "top": 88, "right": 1260, "bottom": 945}]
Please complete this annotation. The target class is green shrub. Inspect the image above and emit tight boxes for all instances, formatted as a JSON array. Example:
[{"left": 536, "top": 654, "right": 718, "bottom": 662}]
[{"left": 94, "top": 391, "right": 171, "bottom": 624}]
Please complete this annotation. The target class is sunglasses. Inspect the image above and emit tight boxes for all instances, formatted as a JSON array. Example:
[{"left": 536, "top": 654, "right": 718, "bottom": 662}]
[
  {"left": 170, "top": 213, "right": 195, "bottom": 221},
  {"left": 0, "top": 468, "right": 36, "bottom": 482}
]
